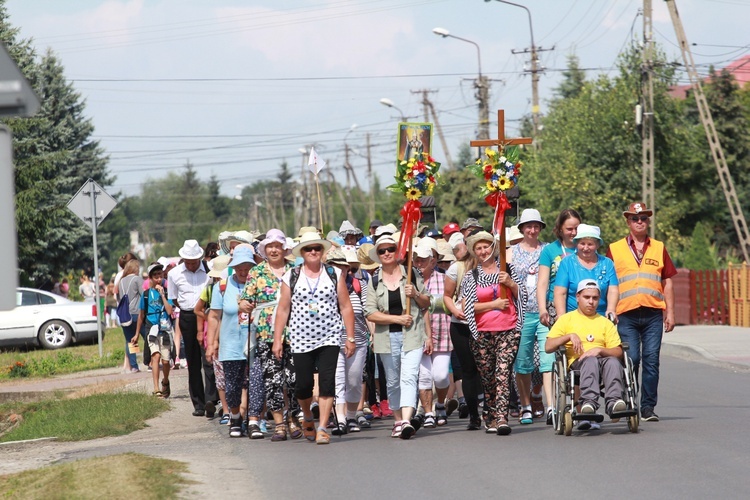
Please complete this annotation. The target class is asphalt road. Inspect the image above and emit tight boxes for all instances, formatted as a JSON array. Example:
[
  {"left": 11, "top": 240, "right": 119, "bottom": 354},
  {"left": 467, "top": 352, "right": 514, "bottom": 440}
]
[
  {"left": 197, "top": 355, "right": 750, "bottom": 499},
  {"left": 6, "top": 355, "right": 748, "bottom": 499}
]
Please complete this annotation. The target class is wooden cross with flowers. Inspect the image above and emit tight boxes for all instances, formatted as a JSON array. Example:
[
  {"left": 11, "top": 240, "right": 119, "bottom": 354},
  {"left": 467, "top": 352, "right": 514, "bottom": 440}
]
[{"left": 468, "top": 109, "right": 532, "bottom": 296}]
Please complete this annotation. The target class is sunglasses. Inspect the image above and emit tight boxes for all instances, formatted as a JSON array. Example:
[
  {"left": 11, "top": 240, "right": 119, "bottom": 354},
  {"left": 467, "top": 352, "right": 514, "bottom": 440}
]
[
  {"left": 302, "top": 245, "right": 324, "bottom": 253},
  {"left": 377, "top": 246, "right": 398, "bottom": 256},
  {"left": 628, "top": 215, "right": 649, "bottom": 223}
]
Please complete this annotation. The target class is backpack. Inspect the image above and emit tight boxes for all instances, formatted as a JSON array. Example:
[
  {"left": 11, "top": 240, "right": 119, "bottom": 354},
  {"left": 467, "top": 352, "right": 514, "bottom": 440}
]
[
  {"left": 371, "top": 266, "right": 419, "bottom": 291},
  {"left": 288, "top": 264, "right": 338, "bottom": 294},
  {"left": 116, "top": 276, "right": 136, "bottom": 326}
]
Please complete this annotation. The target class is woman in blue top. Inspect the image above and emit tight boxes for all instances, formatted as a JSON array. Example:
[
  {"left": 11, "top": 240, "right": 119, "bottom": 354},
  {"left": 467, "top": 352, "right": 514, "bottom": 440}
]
[
  {"left": 206, "top": 244, "right": 256, "bottom": 438},
  {"left": 553, "top": 224, "right": 619, "bottom": 318},
  {"left": 538, "top": 209, "right": 580, "bottom": 327}
]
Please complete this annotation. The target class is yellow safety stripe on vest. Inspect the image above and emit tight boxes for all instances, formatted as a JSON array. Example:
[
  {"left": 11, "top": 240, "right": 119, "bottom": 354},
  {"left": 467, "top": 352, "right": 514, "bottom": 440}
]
[
  {"left": 618, "top": 272, "right": 662, "bottom": 284},
  {"left": 620, "top": 288, "right": 664, "bottom": 301}
]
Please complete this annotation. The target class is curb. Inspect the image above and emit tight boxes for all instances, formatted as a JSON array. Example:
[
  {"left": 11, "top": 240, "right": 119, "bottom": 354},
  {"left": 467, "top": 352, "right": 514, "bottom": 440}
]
[{"left": 662, "top": 342, "right": 750, "bottom": 373}]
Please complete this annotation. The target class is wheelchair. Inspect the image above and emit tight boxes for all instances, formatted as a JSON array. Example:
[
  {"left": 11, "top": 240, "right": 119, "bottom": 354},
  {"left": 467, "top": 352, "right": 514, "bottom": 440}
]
[{"left": 552, "top": 342, "right": 640, "bottom": 435}]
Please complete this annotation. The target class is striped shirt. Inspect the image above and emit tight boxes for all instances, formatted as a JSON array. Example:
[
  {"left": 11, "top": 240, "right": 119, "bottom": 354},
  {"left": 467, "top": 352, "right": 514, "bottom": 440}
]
[{"left": 425, "top": 271, "right": 452, "bottom": 352}]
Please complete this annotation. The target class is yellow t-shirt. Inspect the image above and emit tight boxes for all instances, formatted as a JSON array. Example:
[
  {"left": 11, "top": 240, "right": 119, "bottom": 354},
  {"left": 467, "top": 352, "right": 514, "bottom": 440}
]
[{"left": 548, "top": 310, "right": 621, "bottom": 367}]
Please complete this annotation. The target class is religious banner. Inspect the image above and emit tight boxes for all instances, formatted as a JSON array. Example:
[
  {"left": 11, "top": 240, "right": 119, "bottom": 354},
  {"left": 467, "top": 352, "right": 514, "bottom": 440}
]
[{"left": 397, "top": 122, "right": 433, "bottom": 162}]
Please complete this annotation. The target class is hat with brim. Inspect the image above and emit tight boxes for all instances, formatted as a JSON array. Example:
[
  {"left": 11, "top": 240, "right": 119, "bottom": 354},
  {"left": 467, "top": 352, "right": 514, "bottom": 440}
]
[
  {"left": 448, "top": 232, "right": 465, "bottom": 249},
  {"left": 369, "top": 236, "right": 398, "bottom": 264},
  {"left": 505, "top": 226, "right": 524, "bottom": 247},
  {"left": 573, "top": 223, "right": 604, "bottom": 246},
  {"left": 466, "top": 231, "right": 497, "bottom": 257},
  {"left": 229, "top": 244, "right": 256, "bottom": 267},
  {"left": 622, "top": 201, "right": 653, "bottom": 218},
  {"left": 414, "top": 237, "right": 443, "bottom": 261},
  {"left": 147, "top": 263, "right": 164, "bottom": 276},
  {"left": 517, "top": 208, "right": 546, "bottom": 229},
  {"left": 296, "top": 226, "right": 319, "bottom": 241},
  {"left": 292, "top": 232, "right": 332, "bottom": 258},
  {"left": 339, "top": 220, "right": 363, "bottom": 238},
  {"left": 258, "top": 229, "right": 291, "bottom": 259},
  {"left": 374, "top": 223, "right": 398, "bottom": 239},
  {"left": 208, "top": 254, "right": 231, "bottom": 278},
  {"left": 357, "top": 243, "right": 379, "bottom": 271},
  {"left": 576, "top": 279, "right": 600, "bottom": 294},
  {"left": 325, "top": 247, "right": 348, "bottom": 266},
  {"left": 436, "top": 240, "right": 456, "bottom": 262},
  {"left": 341, "top": 245, "right": 360, "bottom": 265},
  {"left": 179, "top": 239, "right": 204, "bottom": 260},
  {"left": 461, "top": 218, "right": 482, "bottom": 231}
]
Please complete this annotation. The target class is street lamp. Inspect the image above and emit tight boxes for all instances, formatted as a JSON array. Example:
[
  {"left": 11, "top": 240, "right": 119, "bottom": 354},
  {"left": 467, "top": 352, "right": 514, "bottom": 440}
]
[
  {"left": 379, "top": 97, "right": 406, "bottom": 122},
  {"left": 486, "top": 0, "right": 541, "bottom": 136},
  {"left": 432, "top": 26, "right": 489, "bottom": 140}
]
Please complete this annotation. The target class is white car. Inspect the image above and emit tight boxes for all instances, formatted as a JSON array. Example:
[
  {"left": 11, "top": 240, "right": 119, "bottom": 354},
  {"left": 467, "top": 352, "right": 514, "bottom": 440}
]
[{"left": 0, "top": 288, "right": 104, "bottom": 350}]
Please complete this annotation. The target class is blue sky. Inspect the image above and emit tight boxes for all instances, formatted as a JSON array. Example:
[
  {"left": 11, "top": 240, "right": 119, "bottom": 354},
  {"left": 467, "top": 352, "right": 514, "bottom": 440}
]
[{"left": 6, "top": 0, "right": 749, "bottom": 198}]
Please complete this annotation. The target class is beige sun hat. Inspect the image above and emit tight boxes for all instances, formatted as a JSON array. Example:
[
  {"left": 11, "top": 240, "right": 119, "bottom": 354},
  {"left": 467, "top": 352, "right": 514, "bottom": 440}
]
[
  {"left": 466, "top": 231, "right": 498, "bottom": 257},
  {"left": 207, "top": 254, "right": 231, "bottom": 278},
  {"left": 436, "top": 240, "right": 455, "bottom": 262},
  {"left": 368, "top": 236, "right": 398, "bottom": 264},
  {"left": 291, "top": 231, "right": 332, "bottom": 258},
  {"left": 357, "top": 243, "right": 379, "bottom": 271}
]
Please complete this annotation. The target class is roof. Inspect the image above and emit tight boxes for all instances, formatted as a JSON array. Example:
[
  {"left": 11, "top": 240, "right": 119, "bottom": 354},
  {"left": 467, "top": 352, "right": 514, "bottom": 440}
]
[{"left": 669, "top": 55, "right": 750, "bottom": 99}]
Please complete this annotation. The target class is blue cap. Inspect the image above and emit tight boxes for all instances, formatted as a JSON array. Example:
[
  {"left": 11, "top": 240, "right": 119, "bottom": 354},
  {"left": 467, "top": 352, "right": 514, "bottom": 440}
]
[
  {"left": 229, "top": 245, "right": 255, "bottom": 267},
  {"left": 358, "top": 236, "right": 373, "bottom": 245}
]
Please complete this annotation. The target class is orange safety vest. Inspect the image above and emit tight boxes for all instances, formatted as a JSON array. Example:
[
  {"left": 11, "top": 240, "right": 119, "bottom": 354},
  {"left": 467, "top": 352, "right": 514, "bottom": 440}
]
[{"left": 610, "top": 237, "right": 666, "bottom": 315}]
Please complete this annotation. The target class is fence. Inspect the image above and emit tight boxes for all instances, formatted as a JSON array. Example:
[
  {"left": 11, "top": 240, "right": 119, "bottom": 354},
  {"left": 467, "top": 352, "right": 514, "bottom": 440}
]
[
  {"left": 728, "top": 263, "right": 750, "bottom": 327},
  {"left": 689, "top": 269, "right": 728, "bottom": 325}
]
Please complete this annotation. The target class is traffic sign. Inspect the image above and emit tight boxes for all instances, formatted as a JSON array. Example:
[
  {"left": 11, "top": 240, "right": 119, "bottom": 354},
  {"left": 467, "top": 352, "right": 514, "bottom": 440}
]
[{"left": 67, "top": 179, "right": 117, "bottom": 226}]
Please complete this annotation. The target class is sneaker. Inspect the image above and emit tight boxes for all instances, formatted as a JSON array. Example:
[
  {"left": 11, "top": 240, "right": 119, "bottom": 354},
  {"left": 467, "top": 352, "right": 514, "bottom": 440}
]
[
  {"left": 466, "top": 417, "right": 481, "bottom": 431},
  {"left": 380, "top": 400, "right": 393, "bottom": 418},
  {"left": 357, "top": 413, "right": 371, "bottom": 429},
  {"left": 485, "top": 419, "right": 497, "bottom": 434},
  {"left": 247, "top": 422, "right": 264, "bottom": 440},
  {"left": 311, "top": 402, "right": 320, "bottom": 419},
  {"left": 641, "top": 408, "right": 659, "bottom": 422},
  {"left": 179, "top": 358, "right": 188, "bottom": 369},
  {"left": 391, "top": 421, "right": 403, "bottom": 438},
  {"left": 577, "top": 420, "right": 592, "bottom": 431},
  {"left": 259, "top": 419, "right": 268, "bottom": 433},
  {"left": 229, "top": 418, "right": 243, "bottom": 438},
  {"left": 400, "top": 422, "right": 416, "bottom": 440},
  {"left": 362, "top": 404, "right": 373, "bottom": 416},
  {"left": 371, "top": 403, "right": 382, "bottom": 420},
  {"left": 346, "top": 418, "right": 361, "bottom": 433},
  {"left": 590, "top": 422, "right": 601, "bottom": 430},
  {"left": 332, "top": 422, "right": 348, "bottom": 436},
  {"left": 458, "top": 402, "right": 469, "bottom": 419},
  {"left": 423, "top": 414, "right": 436, "bottom": 428},
  {"left": 546, "top": 408, "right": 554, "bottom": 426},
  {"left": 220, "top": 413, "right": 231, "bottom": 426},
  {"left": 580, "top": 402, "right": 596, "bottom": 414},
  {"left": 445, "top": 398, "right": 459, "bottom": 416},
  {"left": 610, "top": 399, "right": 627, "bottom": 414},
  {"left": 173, "top": 357, "right": 181, "bottom": 370},
  {"left": 205, "top": 401, "right": 216, "bottom": 419}
]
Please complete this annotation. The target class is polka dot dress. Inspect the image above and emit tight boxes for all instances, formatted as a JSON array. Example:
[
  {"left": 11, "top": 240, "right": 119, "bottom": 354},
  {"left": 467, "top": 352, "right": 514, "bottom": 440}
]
[{"left": 282, "top": 266, "right": 343, "bottom": 354}]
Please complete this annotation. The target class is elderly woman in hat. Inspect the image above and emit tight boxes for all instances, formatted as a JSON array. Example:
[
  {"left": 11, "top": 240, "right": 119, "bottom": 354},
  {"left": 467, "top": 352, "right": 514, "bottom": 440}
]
[
  {"left": 461, "top": 230, "right": 526, "bottom": 435},
  {"left": 238, "top": 229, "right": 302, "bottom": 442},
  {"left": 553, "top": 224, "right": 618, "bottom": 319},
  {"left": 506, "top": 208, "right": 553, "bottom": 426},
  {"left": 339, "top": 220, "right": 364, "bottom": 247},
  {"left": 273, "top": 232, "right": 355, "bottom": 445},
  {"left": 205, "top": 244, "right": 256, "bottom": 438},
  {"left": 364, "top": 235, "right": 432, "bottom": 440}
]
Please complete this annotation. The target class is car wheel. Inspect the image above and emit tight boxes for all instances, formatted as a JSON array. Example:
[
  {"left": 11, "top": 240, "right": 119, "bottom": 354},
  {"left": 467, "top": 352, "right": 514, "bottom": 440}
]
[{"left": 38, "top": 320, "right": 72, "bottom": 349}]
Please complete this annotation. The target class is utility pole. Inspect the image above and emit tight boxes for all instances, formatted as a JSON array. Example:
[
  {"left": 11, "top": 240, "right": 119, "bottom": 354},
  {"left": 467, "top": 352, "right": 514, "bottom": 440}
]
[
  {"left": 511, "top": 43, "right": 553, "bottom": 138},
  {"left": 410, "top": 89, "right": 455, "bottom": 169},
  {"left": 642, "top": 0, "right": 656, "bottom": 237},
  {"left": 665, "top": 0, "right": 750, "bottom": 261},
  {"left": 366, "top": 133, "right": 375, "bottom": 221}
]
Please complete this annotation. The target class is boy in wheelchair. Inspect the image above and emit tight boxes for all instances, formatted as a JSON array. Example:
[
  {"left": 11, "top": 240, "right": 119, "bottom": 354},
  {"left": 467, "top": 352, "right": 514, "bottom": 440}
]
[{"left": 545, "top": 279, "right": 627, "bottom": 429}]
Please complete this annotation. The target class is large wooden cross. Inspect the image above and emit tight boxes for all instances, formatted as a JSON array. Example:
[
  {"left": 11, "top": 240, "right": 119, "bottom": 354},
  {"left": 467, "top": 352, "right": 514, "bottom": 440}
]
[
  {"left": 470, "top": 110, "right": 533, "bottom": 149},
  {"left": 469, "top": 109, "right": 532, "bottom": 299}
]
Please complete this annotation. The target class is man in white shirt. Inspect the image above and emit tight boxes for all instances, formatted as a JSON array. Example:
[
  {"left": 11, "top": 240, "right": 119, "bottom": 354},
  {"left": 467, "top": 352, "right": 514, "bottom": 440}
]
[{"left": 168, "top": 239, "right": 216, "bottom": 417}]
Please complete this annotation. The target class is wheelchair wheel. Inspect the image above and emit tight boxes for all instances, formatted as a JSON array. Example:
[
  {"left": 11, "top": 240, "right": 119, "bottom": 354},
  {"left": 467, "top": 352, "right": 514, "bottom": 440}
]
[
  {"left": 628, "top": 414, "right": 639, "bottom": 433},
  {"left": 563, "top": 410, "right": 573, "bottom": 436},
  {"left": 553, "top": 356, "right": 567, "bottom": 435}
]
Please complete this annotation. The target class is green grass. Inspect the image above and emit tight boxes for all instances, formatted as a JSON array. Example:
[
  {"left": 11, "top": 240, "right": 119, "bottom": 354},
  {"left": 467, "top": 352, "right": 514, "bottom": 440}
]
[
  {"left": 0, "top": 453, "right": 191, "bottom": 499},
  {"left": 0, "top": 327, "right": 127, "bottom": 380},
  {"left": 0, "top": 392, "right": 170, "bottom": 442}
]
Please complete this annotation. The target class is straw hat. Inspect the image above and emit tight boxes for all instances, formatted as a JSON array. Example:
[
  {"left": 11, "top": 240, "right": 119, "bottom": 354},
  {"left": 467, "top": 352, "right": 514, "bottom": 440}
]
[
  {"left": 208, "top": 254, "right": 231, "bottom": 278},
  {"left": 357, "top": 243, "right": 379, "bottom": 271},
  {"left": 466, "top": 231, "right": 497, "bottom": 257},
  {"left": 368, "top": 236, "right": 398, "bottom": 264},
  {"left": 292, "top": 232, "right": 332, "bottom": 258}
]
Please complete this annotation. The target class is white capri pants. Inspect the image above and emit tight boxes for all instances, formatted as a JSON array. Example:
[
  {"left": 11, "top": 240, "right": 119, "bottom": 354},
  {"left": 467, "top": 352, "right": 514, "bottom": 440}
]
[
  {"left": 418, "top": 351, "right": 452, "bottom": 390},
  {"left": 336, "top": 345, "right": 368, "bottom": 404}
]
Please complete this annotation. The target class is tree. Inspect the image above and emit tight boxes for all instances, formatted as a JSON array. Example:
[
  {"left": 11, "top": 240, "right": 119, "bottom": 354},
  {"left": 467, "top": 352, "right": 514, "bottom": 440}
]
[
  {"left": 554, "top": 54, "right": 586, "bottom": 100},
  {"left": 681, "top": 222, "right": 718, "bottom": 270},
  {"left": 207, "top": 174, "right": 230, "bottom": 221}
]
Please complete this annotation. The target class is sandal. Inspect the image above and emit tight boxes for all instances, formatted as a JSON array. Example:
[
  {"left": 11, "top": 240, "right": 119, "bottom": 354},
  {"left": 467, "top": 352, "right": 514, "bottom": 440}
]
[
  {"left": 287, "top": 419, "right": 303, "bottom": 440},
  {"left": 315, "top": 429, "right": 330, "bottom": 445},
  {"left": 271, "top": 423, "right": 287, "bottom": 442},
  {"left": 497, "top": 418, "right": 512, "bottom": 435},
  {"left": 151, "top": 391, "right": 163, "bottom": 398},
  {"left": 520, "top": 409, "right": 533, "bottom": 425},
  {"left": 302, "top": 420, "right": 316, "bottom": 442},
  {"left": 161, "top": 380, "right": 170, "bottom": 399}
]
